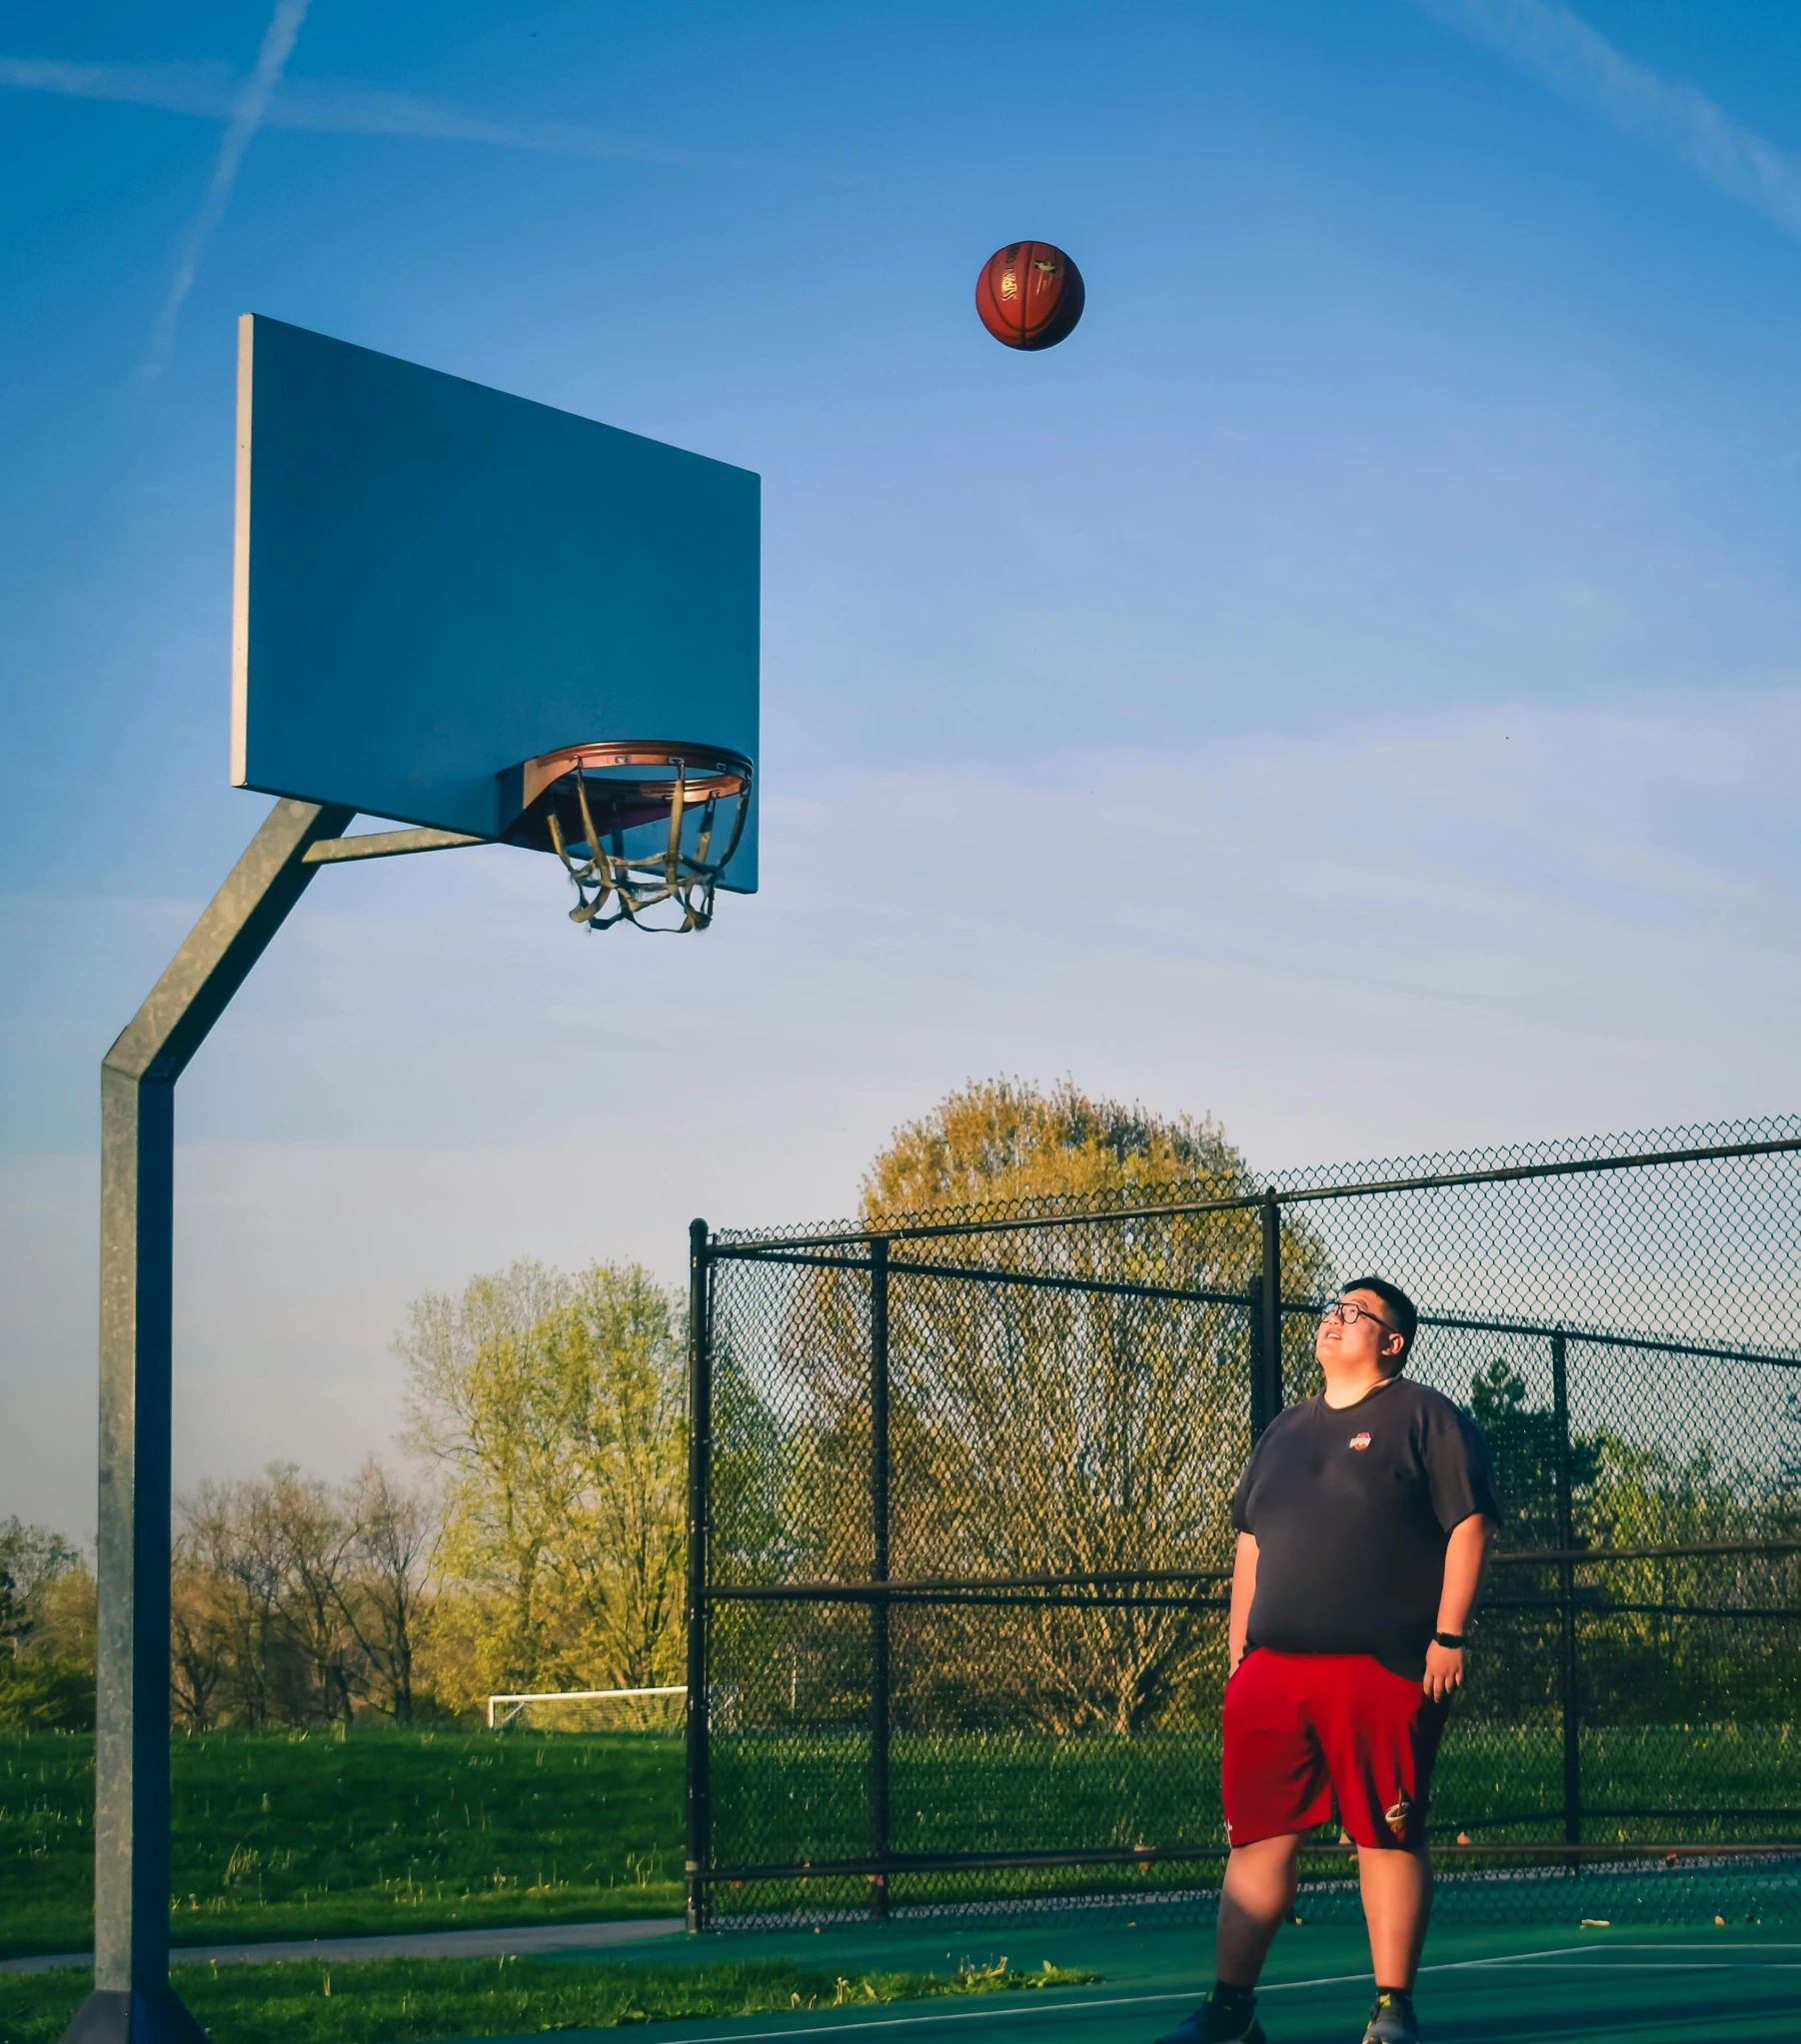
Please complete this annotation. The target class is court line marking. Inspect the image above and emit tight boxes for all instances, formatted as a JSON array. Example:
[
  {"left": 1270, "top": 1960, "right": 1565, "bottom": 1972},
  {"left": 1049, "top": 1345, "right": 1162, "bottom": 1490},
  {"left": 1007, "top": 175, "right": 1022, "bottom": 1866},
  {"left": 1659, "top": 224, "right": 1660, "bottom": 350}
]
[
  {"left": 1468, "top": 1960, "right": 1801, "bottom": 1971},
  {"left": 613, "top": 1956, "right": 1594, "bottom": 2041},
  {"left": 598, "top": 1989, "right": 1215, "bottom": 2041},
  {"left": 1509, "top": 1941, "right": 1801, "bottom": 1951},
  {"left": 629, "top": 1941, "right": 1801, "bottom": 2039},
  {"left": 1462, "top": 1939, "right": 1801, "bottom": 1972}
]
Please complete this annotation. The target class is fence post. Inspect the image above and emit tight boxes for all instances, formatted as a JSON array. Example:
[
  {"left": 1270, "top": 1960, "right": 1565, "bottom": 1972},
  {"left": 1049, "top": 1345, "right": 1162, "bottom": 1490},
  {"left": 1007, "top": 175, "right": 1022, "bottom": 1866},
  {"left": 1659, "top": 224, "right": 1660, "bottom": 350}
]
[
  {"left": 870, "top": 1237, "right": 892, "bottom": 1919},
  {"left": 686, "top": 1218, "right": 713, "bottom": 1933},
  {"left": 1248, "top": 1196, "right": 1283, "bottom": 1439},
  {"left": 1550, "top": 1327, "right": 1581, "bottom": 1854}
]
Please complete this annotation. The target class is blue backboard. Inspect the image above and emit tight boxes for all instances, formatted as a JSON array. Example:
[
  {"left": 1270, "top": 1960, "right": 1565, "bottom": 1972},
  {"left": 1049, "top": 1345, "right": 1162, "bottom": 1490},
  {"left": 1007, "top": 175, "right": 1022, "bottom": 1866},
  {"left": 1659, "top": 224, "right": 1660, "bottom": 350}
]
[{"left": 231, "top": 315, "right": 760, "bottom": 891}]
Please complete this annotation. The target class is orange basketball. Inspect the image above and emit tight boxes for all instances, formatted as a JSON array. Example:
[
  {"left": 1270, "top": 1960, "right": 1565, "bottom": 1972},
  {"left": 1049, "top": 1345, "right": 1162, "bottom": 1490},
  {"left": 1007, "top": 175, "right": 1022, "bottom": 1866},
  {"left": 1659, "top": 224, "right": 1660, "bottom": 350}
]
[{"left": 974, "top": 241, "right": 1085, "bottom": 351}]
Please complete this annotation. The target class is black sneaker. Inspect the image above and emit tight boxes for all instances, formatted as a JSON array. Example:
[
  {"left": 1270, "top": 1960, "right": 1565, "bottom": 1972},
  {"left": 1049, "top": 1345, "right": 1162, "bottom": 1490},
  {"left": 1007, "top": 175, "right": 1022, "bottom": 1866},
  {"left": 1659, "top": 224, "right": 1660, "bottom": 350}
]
[
  {"left": 1360, "top": 1989, "right": 1419, "bottom": 2043},
  {"left": 1154, "top": 1987, "right": 1266, "bottom": 2043}
]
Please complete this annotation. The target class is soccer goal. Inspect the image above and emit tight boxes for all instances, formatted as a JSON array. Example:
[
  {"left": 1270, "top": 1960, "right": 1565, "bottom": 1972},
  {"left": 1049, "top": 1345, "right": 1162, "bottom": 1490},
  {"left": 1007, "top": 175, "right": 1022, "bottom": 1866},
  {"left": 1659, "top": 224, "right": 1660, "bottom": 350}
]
[{"left": 487, "top": 1683, "right": 687, "bottom": 1732}]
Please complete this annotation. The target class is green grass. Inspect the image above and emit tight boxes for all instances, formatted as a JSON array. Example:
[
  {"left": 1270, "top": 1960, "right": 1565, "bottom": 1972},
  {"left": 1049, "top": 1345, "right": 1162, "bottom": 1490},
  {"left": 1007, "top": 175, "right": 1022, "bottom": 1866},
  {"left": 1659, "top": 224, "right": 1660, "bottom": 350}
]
[
  {"left": 713, "top": 1720, "right": 1801, "bottom": 1872},
  {"left": 9, "top": 1720, "right": 1797, "bottom": 1960},
  {"left": 1, "top": 1731, "right": 685, "bottom": 1961},
  {"left": 0, "top": 1954, "right": 1099, "bottom": 2044}
]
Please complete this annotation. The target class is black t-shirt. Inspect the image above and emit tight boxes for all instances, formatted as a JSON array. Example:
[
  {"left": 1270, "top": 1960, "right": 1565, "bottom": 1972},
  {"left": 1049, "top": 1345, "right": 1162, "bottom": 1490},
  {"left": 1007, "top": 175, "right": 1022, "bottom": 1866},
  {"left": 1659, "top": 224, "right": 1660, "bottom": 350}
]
[{"left": 1230, "top": 1374, "right": 1501, "bottom": 1680}]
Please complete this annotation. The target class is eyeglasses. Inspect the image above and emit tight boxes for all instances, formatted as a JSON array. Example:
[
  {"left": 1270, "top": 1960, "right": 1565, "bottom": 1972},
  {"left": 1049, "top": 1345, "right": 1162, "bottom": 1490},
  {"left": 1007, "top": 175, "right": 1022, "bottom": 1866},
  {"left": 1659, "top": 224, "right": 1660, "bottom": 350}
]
[{"left": 1320, "top": 1299, "right": 1397, "bottom": 1334}]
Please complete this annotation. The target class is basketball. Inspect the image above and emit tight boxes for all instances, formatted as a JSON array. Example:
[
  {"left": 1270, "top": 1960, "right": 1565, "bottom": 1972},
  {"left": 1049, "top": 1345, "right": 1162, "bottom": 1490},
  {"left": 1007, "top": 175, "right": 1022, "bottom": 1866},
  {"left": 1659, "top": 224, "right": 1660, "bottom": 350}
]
[{"left": 974, "top": 241, "right": 1084, "bottom": 351}]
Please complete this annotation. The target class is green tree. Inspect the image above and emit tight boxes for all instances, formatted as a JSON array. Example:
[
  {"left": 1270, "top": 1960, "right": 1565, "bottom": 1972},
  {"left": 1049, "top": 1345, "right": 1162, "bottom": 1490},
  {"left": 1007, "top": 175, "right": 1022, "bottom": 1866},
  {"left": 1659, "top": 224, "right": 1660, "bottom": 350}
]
[
  {"left": 401, "top": 1259, "right": 688, "bottom": 1714},
  {"left": 0, "top": 1519, "right": 83, "bottom": 1634},
  {"left": 1467, "top": 1358, "right": 1600, "bottom": 1545},
  {"left": 0, "top": 1565, "right": 22, "bottom": 1659},
  {"left": 861, "top": 1076, "right": 1247, "bottom": 1218},
  {"left": 0, "top": 1519, "right": 94, "bottom": 1731},
  {"left": 729, "top": 1077, "right": 1330, "bottom": 1736},
  {"left": 1458, "top": 1368, "right": 1797, "bottom": 1725},
  {"left": 548, "top": 1265, "right": 690, "bottom": 1693}
]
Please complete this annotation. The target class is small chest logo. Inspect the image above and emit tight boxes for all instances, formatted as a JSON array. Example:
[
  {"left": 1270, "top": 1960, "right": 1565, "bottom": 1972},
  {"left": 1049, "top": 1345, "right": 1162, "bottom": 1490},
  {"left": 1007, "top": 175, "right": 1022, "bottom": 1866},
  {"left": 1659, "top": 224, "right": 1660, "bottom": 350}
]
[{"left": 1348, "top": 1431, "right": 1372, "bottom": 1451}]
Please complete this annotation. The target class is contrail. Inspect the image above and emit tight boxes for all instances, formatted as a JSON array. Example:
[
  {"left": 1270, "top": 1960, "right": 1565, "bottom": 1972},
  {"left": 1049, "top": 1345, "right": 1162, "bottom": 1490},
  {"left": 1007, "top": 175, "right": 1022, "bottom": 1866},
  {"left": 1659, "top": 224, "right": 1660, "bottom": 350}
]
[
  {"left": 141, "top": 0, "right": 312, "bottom": 380},
  {"left": 1412, "top": 0, "right": 1801, "bottom": 240},
  {"left": 0, "top": 54, "right": 730, "bottom": 169}
]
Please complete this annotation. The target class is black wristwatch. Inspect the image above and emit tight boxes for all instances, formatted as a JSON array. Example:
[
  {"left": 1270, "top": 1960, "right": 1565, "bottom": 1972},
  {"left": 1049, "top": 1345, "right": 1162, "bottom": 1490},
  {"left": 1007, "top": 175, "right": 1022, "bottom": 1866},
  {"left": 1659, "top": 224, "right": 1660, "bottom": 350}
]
[{"left": 1432, "top": 1630, "right": 1467, "bottom": 1649}]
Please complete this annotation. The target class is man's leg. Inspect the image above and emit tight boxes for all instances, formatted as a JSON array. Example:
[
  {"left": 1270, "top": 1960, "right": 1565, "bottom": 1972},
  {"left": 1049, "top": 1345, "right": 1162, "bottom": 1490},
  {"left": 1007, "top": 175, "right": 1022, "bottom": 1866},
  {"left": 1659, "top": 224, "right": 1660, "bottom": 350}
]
[
  {"left": 1217, "top": 1833, "right": 1302, "bottom": 1985},
  {"left": 1317, "top": 1658, "right": 1449, "bottom": 2042},
  {"left": 1356, "top": 1843, "right": 1431, "bottom": 1989},
  {"left": 1154, "top": 1834, "right": 1297, "bottom": 2042},
  {"left": 1155, "top": 1649, "right": 1324, "bottom": 2041}
]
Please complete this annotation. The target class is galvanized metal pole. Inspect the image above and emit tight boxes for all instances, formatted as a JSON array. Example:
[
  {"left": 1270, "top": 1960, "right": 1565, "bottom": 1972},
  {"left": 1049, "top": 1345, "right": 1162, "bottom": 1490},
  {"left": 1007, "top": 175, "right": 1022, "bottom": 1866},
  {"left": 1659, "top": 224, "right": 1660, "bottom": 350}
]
[
  {"left": 1550, "top": 1328, "right": 1581, "bottom": 1854},
  {"left": 868, "top": 1237, "right": 891, "bottom": 1919},
  {"left": 66, "top": 800, "right": 352, "bottom": 2044},
  {"left": 685, "top": 1217, "right": 713, "bottom": 1935}
]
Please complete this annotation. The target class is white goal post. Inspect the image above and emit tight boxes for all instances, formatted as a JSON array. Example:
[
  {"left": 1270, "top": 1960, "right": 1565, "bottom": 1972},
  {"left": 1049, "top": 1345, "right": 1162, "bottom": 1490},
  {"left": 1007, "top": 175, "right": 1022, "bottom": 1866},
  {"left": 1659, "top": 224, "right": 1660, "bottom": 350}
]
[{"left": 487, "top": 1683, "right": 688, "bottom": 1729}]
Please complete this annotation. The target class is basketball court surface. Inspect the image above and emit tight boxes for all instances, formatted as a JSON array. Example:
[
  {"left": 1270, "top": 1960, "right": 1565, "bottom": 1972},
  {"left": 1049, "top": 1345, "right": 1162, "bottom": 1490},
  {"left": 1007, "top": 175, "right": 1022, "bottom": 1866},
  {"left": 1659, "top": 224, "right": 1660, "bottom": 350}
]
[{"left": 474, "top": 1917, "right": 1801, "bottom": 2043}]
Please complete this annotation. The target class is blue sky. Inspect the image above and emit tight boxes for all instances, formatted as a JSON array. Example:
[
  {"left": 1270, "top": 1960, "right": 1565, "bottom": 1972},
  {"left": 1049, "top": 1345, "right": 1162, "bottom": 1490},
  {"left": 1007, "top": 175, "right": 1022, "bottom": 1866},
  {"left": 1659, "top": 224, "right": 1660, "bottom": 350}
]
[{"left": 4, "top": 0, "right": 1800, "bottom": 1532}]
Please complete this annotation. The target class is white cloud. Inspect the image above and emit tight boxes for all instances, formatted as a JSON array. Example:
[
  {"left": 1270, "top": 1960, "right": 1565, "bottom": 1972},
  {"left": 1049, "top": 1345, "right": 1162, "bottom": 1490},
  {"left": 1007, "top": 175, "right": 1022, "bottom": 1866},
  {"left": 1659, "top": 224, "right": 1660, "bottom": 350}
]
[
  {"left": 5, "top": 688, "right": 1798, "bottom": 1528},
  {"left": 1415, "top": 0, "right": 1801, "bottom": 239}
]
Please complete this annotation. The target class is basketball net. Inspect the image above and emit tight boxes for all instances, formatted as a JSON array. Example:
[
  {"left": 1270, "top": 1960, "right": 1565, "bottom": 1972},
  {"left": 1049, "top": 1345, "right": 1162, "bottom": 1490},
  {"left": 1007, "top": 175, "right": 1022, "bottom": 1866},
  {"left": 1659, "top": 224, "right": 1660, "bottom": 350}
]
[{"left": 545, "top": 753, "right": 751, "bottom": 934}]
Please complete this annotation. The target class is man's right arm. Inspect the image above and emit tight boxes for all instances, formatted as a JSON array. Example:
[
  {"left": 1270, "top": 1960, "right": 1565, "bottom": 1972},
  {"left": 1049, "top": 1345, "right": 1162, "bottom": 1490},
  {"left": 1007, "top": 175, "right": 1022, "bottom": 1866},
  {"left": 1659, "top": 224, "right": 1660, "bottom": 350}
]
[{"left": 1228, "top": 1530, "right": 1258, "bottom": 1673}]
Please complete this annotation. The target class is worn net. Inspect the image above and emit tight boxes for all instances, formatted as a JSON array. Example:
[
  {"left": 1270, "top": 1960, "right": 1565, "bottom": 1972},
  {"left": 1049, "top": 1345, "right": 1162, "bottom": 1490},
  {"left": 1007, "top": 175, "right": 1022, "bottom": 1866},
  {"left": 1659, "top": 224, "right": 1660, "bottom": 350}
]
[{"left": 692, "top": 1119, "right": 1801, "bottom": 1928}]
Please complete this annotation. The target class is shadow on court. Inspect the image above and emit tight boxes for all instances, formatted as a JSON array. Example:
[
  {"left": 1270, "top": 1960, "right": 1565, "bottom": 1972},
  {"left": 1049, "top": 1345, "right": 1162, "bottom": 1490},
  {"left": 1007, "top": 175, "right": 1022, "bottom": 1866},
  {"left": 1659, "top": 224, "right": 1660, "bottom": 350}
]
[{"left": 465, "top": 1917, "right": 1801, "bottom": 2043}]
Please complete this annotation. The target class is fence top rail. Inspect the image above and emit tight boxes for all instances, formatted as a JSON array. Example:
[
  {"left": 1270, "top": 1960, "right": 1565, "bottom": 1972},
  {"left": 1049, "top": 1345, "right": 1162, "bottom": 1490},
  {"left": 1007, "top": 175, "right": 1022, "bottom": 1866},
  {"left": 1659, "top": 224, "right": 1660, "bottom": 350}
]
[
  {"left": 707, "top": 1564, "right": 1237, "bottom": 1600},
  {"left": 706, "top": 1536, "right": 1801, "bottom": 1601},
  {"left": 1407, "top": 1307, "right": 1801, "bottom": 1369},
  {"left": 704, "top": 1131, "right": 1801, "bottom": 1256},
  {"left": 697, "top": 1254, "right": 1801, "bottom": 1366},
  {"left": 1487, "top": 1535, "right": 1801, "bottom": 1567}
]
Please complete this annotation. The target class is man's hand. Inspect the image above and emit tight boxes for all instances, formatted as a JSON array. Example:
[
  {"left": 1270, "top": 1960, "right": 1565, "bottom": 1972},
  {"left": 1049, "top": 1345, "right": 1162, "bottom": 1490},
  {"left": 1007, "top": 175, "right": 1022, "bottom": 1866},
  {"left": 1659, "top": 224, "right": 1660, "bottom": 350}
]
[
  {"left": 1425, "top": 1514, "right": 1494, "bottom": 1703},
  {"left": 1423, "top": 1641, "right": 1464, "bottom": 1703}
]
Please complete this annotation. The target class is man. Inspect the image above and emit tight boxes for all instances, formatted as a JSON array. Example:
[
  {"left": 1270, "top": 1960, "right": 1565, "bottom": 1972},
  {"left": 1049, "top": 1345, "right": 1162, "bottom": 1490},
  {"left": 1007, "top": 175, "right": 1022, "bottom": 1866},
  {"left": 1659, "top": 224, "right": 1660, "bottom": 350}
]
[{"left": 1156, "top": 1276, "right": 1500, "bottom": 2044}]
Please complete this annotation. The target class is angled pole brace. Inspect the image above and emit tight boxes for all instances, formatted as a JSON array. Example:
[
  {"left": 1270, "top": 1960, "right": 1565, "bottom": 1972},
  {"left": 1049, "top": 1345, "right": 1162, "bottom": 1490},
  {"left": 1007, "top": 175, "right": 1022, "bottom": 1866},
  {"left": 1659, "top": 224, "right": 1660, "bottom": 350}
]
[{"left": 64, "top": 799, "right": 352, "bottom": 2044}]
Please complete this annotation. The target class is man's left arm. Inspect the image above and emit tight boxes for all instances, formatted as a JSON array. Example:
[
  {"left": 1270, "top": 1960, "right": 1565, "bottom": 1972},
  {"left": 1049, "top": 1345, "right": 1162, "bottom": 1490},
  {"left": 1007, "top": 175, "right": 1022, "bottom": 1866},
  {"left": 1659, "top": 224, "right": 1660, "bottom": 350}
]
[{"left": 1423, "top": 1512, "right": 1494, "bottom": 1703}]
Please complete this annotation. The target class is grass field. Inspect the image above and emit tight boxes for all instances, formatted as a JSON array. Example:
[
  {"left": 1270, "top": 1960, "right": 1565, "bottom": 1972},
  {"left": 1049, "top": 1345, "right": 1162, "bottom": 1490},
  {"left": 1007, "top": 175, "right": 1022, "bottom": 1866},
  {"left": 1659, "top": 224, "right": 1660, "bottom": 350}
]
[
  {"left": 0, "top": 1953, "right": 1097, "bottom": 2044},
  {"left": 0, "top": 1730, "right": 685, "bottom": 1961},
  {"left": 7, "top": 1720, "right": 1796, "bottom": 1962},
  {"left": 713, "top": 1721, "right": 1801, "bottom": 1870}
]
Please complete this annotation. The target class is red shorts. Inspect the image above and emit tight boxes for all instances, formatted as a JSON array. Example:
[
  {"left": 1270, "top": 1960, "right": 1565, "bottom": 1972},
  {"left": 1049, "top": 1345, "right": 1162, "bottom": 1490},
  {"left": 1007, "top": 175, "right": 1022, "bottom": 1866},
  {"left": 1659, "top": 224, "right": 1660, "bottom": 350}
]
[{"left": 1221, "top": 1648, "right": 1448, "bottom": 1851}]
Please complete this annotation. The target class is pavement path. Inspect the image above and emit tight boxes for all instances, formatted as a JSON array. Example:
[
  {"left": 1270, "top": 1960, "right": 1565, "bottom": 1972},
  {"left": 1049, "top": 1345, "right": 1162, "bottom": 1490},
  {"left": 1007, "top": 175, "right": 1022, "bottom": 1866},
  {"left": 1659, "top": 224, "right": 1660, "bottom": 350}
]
[{"left": 0, "top": 1916, "right": 688, "bottom": 1976}]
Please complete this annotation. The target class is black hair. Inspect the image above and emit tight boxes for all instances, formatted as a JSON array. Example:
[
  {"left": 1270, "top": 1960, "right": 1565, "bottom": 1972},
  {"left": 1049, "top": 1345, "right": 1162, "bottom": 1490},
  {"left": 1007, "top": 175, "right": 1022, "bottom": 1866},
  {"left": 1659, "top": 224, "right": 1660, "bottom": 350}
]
[{"left": 1342, "top": 1275, "right": 1417, "bottom": 1365}]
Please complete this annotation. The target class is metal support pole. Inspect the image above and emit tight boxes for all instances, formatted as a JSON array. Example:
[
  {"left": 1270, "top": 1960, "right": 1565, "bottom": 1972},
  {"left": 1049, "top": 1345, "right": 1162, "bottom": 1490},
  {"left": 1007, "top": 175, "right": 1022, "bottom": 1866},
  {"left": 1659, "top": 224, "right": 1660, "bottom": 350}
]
[
  {"left": 66, "top": 800, "right": 352, "bottom": 2044},
  {"left": 1248, "top": 1197, "right": 1283, "bottom": 1440},
  {"left": 1550, "top": 1328, "right": 1581, "bottom": 1855},
  {"left": 1260, "top": 1195, "right": 1282, "bottom": 1419},
  {"left": 869, "top": 1237, "right": 891, "bottom": 1920},
  {"left": 685, "top": 1218, "right": 713, "bottom": 1935}
]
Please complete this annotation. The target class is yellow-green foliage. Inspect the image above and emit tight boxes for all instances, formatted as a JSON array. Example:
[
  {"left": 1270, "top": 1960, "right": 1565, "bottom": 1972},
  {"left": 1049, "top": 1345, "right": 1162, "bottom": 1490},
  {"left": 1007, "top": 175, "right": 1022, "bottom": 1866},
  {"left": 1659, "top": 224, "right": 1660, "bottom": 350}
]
[
  {"left": 401, "top": 1261, "right": 688, "bottom": 1715},
  {"left": 0, "top": 1522, "right": 95, "bottom": 1735},
  {"left": 862, "top": 1074, "right": 1250, "bottom": 1218},
  {"left": 730, "top": 1077, "right": 1332, "bottom": 1736}
]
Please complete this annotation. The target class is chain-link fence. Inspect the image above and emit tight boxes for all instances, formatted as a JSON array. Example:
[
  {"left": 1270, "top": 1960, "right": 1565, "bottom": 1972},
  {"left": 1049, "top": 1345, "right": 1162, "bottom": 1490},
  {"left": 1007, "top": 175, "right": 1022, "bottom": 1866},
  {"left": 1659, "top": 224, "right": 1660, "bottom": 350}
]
[{"left": 684, "top": 1119, "right": 1801, "bottom": 1930}]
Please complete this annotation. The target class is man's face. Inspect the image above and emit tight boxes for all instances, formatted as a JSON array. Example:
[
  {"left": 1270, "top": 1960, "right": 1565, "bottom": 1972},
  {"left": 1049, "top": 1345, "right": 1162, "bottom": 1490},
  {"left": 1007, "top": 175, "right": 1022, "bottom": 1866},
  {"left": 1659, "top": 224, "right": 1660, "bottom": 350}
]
[{"left": 1315, "top": 1286, "right": 1407, "bottom": 1374}]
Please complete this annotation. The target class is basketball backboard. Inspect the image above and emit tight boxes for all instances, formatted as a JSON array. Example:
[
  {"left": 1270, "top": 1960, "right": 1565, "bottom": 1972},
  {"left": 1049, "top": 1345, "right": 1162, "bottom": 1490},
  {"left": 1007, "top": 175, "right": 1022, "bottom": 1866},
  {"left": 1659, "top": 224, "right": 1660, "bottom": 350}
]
[{"left": 231, "top": 315, "right": 760, "bottom": 895}]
